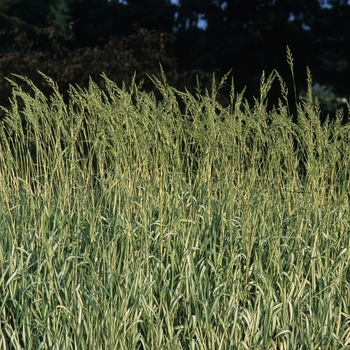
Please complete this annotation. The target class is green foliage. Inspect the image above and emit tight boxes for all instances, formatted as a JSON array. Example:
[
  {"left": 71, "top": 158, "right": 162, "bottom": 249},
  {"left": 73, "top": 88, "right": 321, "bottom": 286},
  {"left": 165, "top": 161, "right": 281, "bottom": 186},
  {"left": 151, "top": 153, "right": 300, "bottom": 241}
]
[
  {"left": 49, "top": 0, "right": 74, "bottom": 41},
  {"left": 0, "top": 71, "right": 350, "bottom": 349},
  {"left": 6, "top": 0, "right": 56, "bottom": 27},
  {"left": 0, "top": 0, "right": 19, "bottom": 12}
]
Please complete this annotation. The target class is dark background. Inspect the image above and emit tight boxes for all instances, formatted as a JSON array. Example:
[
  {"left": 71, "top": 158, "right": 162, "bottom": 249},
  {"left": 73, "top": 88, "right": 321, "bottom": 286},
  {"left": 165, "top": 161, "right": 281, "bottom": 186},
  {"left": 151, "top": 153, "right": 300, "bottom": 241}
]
[{"left": 0, "top": 0, "right": 349, "bottom": 122}]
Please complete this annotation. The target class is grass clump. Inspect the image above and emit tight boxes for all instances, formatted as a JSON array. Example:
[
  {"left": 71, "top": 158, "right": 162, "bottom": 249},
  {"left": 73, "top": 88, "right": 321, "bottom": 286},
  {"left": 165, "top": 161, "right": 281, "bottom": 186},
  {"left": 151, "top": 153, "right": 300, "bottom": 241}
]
[{"left": 0, "top": 67, "right": 350, "bottom": 349}]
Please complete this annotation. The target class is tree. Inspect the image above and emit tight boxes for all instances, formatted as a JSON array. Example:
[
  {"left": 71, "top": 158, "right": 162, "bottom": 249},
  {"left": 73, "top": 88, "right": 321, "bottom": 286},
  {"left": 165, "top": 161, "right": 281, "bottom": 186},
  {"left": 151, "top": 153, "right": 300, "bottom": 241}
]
[
  {"left": 49, "top": 0, "right": 74, "bottom": 41},
  {"left": 126, "top": 0, "right": 177, "bottom": 32},
  {"left": 311, "top": 1, "right": 350, "bottom": 99},
  {"left": 66, "top": 0, "right": 177, "bottom": 49},
  {"left": 6, "top": 0, "right": 55, "bottom": 27},
  {"left": 173, "top": 0, "right": 322, "bottom": 108}
]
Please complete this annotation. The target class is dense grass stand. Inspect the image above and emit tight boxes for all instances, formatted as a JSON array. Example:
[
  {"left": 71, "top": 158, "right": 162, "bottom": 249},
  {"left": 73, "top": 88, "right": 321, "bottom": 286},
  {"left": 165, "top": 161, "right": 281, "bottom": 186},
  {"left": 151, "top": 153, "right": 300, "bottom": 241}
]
[{"left": 0, "top": 68, "right": 349, "bottom": 349}]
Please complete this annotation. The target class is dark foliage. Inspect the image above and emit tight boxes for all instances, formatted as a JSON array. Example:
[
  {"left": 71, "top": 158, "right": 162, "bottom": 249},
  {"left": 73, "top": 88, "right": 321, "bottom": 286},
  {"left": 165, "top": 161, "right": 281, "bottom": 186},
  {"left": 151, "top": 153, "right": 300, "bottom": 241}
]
[{"left": 0, "top": 0, "right": 349, "bottom": 122}]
